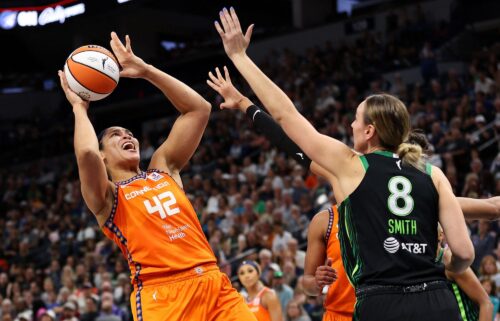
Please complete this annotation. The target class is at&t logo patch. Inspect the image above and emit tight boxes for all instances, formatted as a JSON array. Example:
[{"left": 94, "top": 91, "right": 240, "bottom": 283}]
[
  {"left": 384, "top": 237, "right": 400, "bottom": 253},
  {"left": 383, "top": 237, "right": 428, "bottom": 254}
]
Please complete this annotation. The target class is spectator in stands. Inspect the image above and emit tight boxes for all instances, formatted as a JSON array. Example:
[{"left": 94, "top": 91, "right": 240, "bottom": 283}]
[
  {"left": 479, "top": 278, "right": 500, "bottom": 320},
  {"left": 285, "top": 300, "right": 311, "bottom": 321},
  {"left": 475, "top": 71, "right": 495, "bottom": 95},
  {"left": 237, "top": 260, "right": 283, "bottom": 321},
  {"left": 272, "top": 271, "right": 293, "bottom": 313},
  {"left": 472, "top": 221, "right": 497, "bottom": 271}
]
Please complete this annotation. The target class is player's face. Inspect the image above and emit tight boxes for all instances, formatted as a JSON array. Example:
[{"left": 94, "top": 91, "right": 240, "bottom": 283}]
[
  {"left": 238, "top": 265, "right": 259, "bottom": 288},
  {"left": 351, "top": 101, "right": 369, "bottom": 153},
  {"left": 100, "top": 127, "right": 140, "bottom": 167}
]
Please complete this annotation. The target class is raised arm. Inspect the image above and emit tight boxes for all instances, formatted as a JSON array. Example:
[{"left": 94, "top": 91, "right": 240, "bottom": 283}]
[
  {"left": 207, "top": 65, "right": 337, "bottom": 187},
  {"left": 214, "top": 8, "right": 356, "bottom": 182},
  {"left": 458, "top": 196, "right": 500, "bottom": 221},
  {"left": 110, "top": 32, "right": 211, "bottom": 186},
  {"left": 433, "top": 166, "right": 474, "bottom": 273},
  {"left": 58, "top": 71, "right": 114, "bottom": 226}
]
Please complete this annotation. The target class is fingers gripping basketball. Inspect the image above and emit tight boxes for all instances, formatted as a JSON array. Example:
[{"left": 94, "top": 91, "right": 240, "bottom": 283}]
[{"left": 64, "top": 45, "right": 120, "bottom": 101}]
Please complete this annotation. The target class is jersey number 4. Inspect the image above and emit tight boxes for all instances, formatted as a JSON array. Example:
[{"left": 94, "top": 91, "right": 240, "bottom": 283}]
[{"left": 144, "top": 191, "right": 180, "bottom": 219}]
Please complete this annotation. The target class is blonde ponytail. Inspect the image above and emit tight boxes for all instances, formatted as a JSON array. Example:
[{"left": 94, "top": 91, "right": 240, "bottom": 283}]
[{"left": 397, "top": 142, "right": 425, "bottom": 171}]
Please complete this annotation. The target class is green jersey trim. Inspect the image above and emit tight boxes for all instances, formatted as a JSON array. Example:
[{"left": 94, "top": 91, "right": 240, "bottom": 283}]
[
  {"left": 426, "top": 163, "right": 433, "bottom": 176},
  {"left": 452, "top": 283, "right": 469, "bottom": 321},
  {"left": 359, "top": 155, "right": 369, "bottom": 171},
  {"left": 338, "top": 197, "right": 363, "bottom": 286}
]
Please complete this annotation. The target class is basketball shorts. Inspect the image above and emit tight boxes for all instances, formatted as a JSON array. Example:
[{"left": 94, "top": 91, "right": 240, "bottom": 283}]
[
  {"left": 354, "top": 281, "right": 462, "bottom": 321},
  {"left": 130, "top": 264, "right": 257, "bottom": 321}
]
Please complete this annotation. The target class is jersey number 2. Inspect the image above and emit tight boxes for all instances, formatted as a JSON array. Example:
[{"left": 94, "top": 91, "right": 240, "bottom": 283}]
[{"left": 144, "top": 191, "right": 180, "bottom": 219}]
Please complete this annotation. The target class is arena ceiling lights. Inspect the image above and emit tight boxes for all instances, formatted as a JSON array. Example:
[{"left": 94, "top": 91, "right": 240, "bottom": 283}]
[{"left": 0, "top": 0, "right": 85, "bottom": 29}]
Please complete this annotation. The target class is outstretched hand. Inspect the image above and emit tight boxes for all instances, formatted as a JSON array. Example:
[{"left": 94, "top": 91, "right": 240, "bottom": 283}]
[
  {"left": 109, "top": 32, "right": 148, "bottom": 78},
  {"left": 58, "top": 70, "right": 89, "bottom": 110},
  {"left": 214, "top": 7, "right": 254, "bottom": 60},
  {"left": 315, "top": 258, "right": 337, "bottom": 289},
  {"left": 207, "top": 66, "right": 248, "bottom": 110}
]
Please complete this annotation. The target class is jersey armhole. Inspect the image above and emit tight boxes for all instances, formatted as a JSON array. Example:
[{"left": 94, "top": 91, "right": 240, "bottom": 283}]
[
  {"left": 359, "top": 155, "right": 369, "bottom": 172},
  {"left": 325, "top": 207, "right": 334, "bottom": 243},
  {"left": 103, "top": 183, "right": 119, "bottom": 230}
]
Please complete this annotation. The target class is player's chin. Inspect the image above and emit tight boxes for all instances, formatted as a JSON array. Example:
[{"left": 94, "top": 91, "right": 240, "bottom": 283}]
[{"left": 123, "top": 152, "right": 140, "bottom": 163}]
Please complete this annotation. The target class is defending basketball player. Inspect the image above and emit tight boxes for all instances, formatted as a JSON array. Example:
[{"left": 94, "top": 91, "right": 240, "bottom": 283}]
[
  {"left": 437, "top": 226, "right": 493, "bottom": 321},
  {"left": 58, "top": 32, "right": 257, "bottom": 321},
  {"left": 206, "top": 63, "right": 499, "bottom": 321},
  {"left": 214, "top": 8, "right": 473, "bottom": 320}
]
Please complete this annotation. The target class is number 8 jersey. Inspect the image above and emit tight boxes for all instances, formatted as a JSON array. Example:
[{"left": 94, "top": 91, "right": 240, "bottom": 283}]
[
  {"left": 338, "top": 151, "right": 444, "bottom": 287},
  {"left": 102, "top": 169, "right": 216, "bottom": 286}
]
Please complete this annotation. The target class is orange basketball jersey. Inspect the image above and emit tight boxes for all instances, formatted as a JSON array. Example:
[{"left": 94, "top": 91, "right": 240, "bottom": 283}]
[
  {"left": 102, "top": 169, "right": 216, "bottom": 287},
  {"left": 323, "top": 206, "right": 356, "bottom": 320},
  {"left": 246, "top": 287, "right": 272, "bottom": 321}
]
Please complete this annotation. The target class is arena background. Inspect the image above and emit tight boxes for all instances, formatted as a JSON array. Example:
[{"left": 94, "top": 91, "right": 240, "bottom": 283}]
[{"left": 0, "top": 0, "right": 499, "bottom": 321}]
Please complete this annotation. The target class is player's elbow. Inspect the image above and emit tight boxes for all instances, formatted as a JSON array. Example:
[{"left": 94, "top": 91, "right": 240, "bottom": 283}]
[
  {"left": 455, "top": 243, "right": 475, "bottom": 266},
  {"left": 199, "top": 99, "right": 212, "bottom": 113}
]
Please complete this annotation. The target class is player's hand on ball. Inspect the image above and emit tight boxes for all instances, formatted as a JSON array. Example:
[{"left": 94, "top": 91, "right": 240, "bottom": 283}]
[
  {"left": 110, "top": 32, "right": 148, "bottom": 79},
  {"left": 207, "top": 66, "right": 246, "bottom": 110},
  {"left": 58, "top": 70, "right": 89, "bottom": 109}
]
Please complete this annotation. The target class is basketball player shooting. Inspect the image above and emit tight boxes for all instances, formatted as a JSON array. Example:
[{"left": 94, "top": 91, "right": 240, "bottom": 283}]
[{"left": 58, "top": 32, "right": 257, "bottom": 321}]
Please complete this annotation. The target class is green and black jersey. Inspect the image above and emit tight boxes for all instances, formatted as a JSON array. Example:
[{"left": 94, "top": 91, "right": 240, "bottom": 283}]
[
  {"left": 338, "top": 151, "right": 445, "bottom": 287},
  {"left": 449, "top": 282, "right": 480, "bottom": 321},
  {"left": 437, "top": 248, "right": 479, "bottom": 321}
]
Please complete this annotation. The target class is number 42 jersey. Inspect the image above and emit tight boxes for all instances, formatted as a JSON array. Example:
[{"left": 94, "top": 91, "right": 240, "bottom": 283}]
[{"left": 102, "top": 169, "right": 216, "bottom": 285}]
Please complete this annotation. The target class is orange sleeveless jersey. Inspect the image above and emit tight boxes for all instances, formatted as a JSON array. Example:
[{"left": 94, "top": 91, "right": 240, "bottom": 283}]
[
  {"left": 102, "top": 170, "right": 216, "bottom": 286},
  {"left": 323, "top": 206, "right": 356, "bottom": 320},
  {"left": 246, "top": 287, "right": 272, "bottom": 321}
]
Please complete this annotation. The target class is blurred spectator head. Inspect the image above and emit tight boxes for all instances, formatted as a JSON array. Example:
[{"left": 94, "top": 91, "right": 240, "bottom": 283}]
[
  {"left": 480, "top": 277, "right": 496, "bottom": 296},
  {"left": 237, "top": 260, "right": 261, "bottom": 289},
  {"left": 475, "top": 114, "right": 486, "bottom": 125},
  {"left": 287, "top": 238, "right": 298, "bottom": 253},
  {"left": 285, "top": 299, "right": 308, "bottom": 320},
  {"left": 258, "top": 249, "right": 272, "bottom": 267},
  {"left": 479, "top": 255, "right": 498, "bottom": 276},
  {"left": 38, "top": 310, "right": 55, "bottom": 321}
]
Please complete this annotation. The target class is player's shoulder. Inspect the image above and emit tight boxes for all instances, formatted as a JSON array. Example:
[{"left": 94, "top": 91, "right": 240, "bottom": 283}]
[{"left": 310, "top": 207, "right": 334, "bottom": 238}]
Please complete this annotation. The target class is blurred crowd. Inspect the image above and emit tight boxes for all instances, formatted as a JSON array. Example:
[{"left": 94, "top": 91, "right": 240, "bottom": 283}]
[{"left": 1, "top": 5, "right": 500, "bottom": 321}]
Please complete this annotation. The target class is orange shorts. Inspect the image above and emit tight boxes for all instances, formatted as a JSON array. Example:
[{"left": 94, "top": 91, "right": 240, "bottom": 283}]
[
  {"left": 130, "top": 264, "right": 257, "bottom": 321},
  {"left": 323, "top": 310, "right": 353, "bottom": 321}
]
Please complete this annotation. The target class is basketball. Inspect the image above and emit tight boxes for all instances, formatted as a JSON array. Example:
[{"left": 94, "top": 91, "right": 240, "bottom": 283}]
[{"left": 64, "top": 45, "right": 120, "bottom": 101}]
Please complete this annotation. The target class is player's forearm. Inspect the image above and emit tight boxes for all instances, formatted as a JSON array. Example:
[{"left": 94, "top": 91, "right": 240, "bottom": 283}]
[
  {"left": 143, "top": 64, "right": 211, "bottom": 114},
  {"left": 458, "top": 197, "right": 500, "bottom": 220},
  {"left": 230, "top": 54, "right": 297, "bottom": 124},
  {"left": 302, "top": 275, "right": 321, "bottom": 296},
  {"left": 246, "top": 105, "right": 311, "bottom": 168},
  {"left": 478, "top": 300, "right": 494, "bottom": 321},
  {"left": 73, "top": 107, "right": 100, "bottom": 157}
]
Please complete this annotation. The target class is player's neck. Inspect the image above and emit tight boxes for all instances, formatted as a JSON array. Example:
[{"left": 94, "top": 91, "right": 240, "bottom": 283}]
[
  {"left": 110, "top": 167, "right": 142, "bottom": 182},
  {"left": 246, "top": 282, "right": 264, "bottom": 298}
]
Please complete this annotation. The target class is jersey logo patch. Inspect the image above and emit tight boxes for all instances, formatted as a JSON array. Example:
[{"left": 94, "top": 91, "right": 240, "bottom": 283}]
[{"left": 148, "top": 172, "right": 163, "bottom": 181}]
